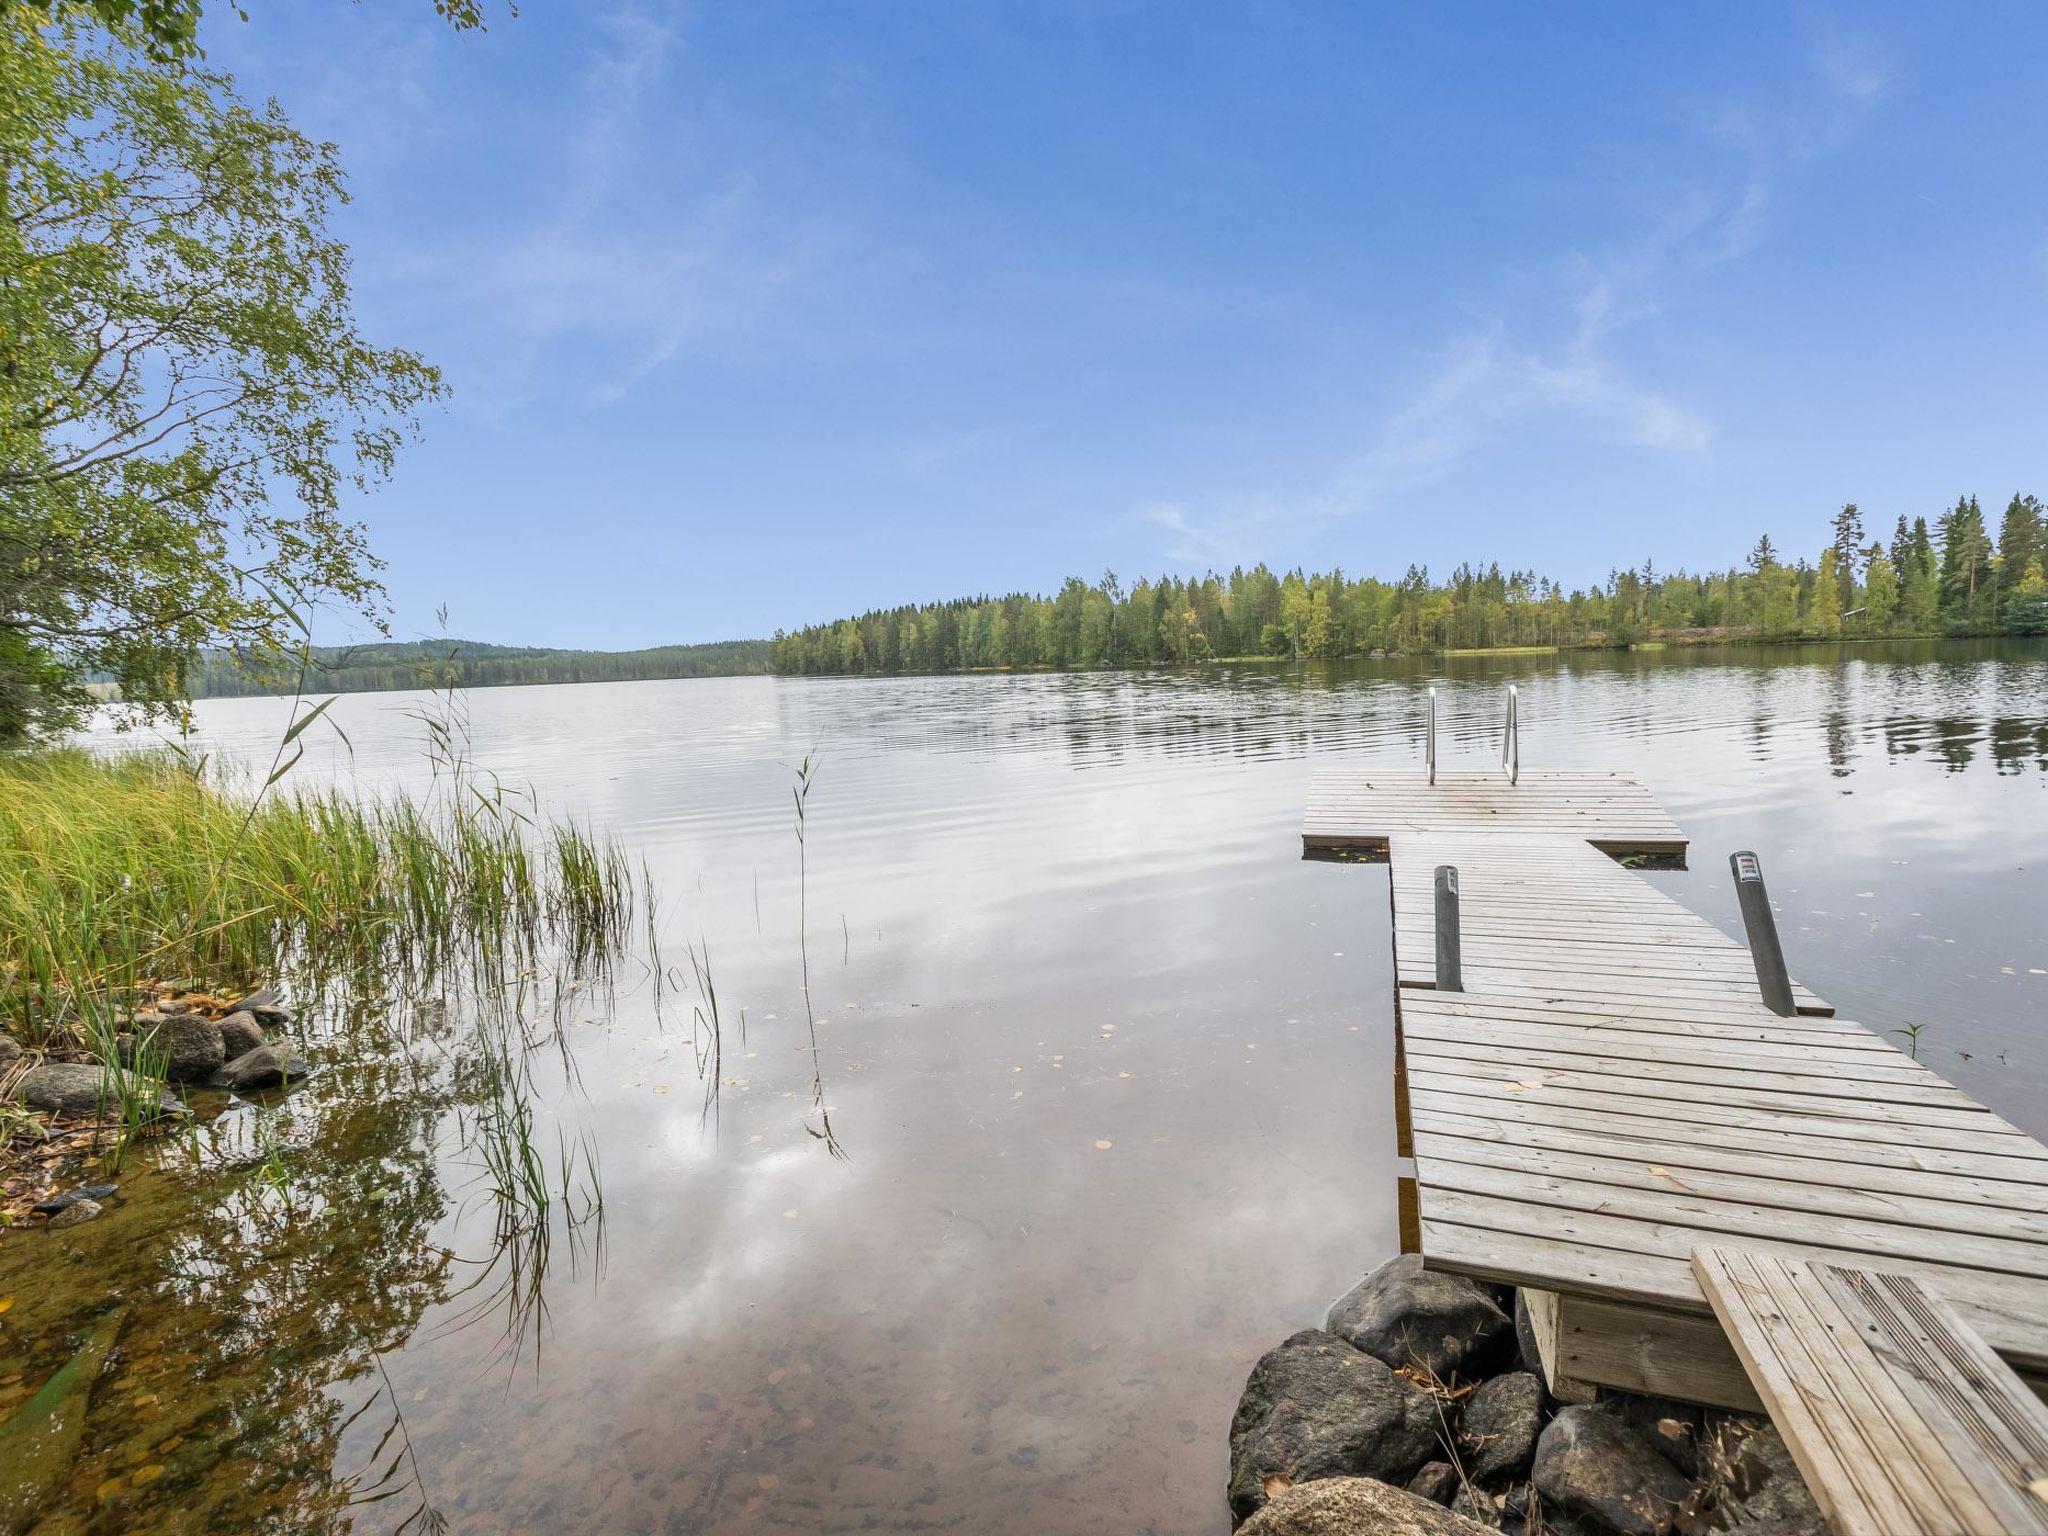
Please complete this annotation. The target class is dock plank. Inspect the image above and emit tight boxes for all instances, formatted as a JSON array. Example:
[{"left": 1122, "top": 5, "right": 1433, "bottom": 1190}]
[{"left": 1694, "top": 1247, "right": 2048, "bottom": 1536}]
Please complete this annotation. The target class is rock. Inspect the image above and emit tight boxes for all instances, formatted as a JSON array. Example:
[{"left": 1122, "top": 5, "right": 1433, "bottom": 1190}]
[
  {"left": 47, "top": 1198, "right": 103, "bottom": 1228},
  {"left": 1461, "top": 1370, "right": 1544, "bottom": 1482},
  {"left": 0, "top": 1308, "right": 127, "bottom": 1531},
  {"left": 1229, "top": 1329, "right": 1442, "bottom": 1521},
  {"left": 1514, "top": 1288, "right": 1544, "bottom": 1376},
  {"left": 0, "top": 1034, "right": 21, "bottom": 1069},
  {"left": 126, "top": 1013, "right": 225, "bottom": 1083},
  {"left": 32, "top": 1182, "right": 117, "bottom": 1217},
  {"left": 1238, "top": 1476, "right": 1500, "bottom": 1535},
  {"left": 1605, "top": 1392, "right": 1704, "bottom": 1478},
  {"left": 218, "top": 1010, "right": 266, "bottom": 1057},
  {"left": 1407, "top": 1462, "right": 1461, "bottom": 1506},
  {"left": 1327, "top": 1254, "right": 1510, "bottom": 1381},
  {"left": 1678, "top": 1418, "right": 1825, "bottom": 1536},
  {"left": 229, "top": 986, "right": 293, "bottom": 1027},
  {"left": 212, "top": 1043, "right": 311, "bottom": 1092},
  {"left": 9, "top": 1062, "right": 183, "bottom": 1120},
  {"left": 1533, "top": 1405, "right": 1691, "bottom": 1536},
  {"left": 1449, "top": 1482, "right": 1495, "bottom": 1527}
]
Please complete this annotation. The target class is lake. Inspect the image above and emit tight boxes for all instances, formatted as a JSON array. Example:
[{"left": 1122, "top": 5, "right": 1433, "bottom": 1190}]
[{"left": 8, "top": 638, "right": 2048, "bottom": 1533}]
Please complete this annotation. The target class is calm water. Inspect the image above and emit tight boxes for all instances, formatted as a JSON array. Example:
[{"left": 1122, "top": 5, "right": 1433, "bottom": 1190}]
[{"left": 7, "top": 640, "right": 2047, "bottom": 1533}]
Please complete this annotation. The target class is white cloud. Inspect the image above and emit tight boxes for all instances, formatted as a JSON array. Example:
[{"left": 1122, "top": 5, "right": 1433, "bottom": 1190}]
[{"left": 1144, "top": 38, "right": 1889, "bottom": 567}]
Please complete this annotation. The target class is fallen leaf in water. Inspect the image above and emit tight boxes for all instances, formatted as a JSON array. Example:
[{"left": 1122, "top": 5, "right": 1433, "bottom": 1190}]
[
  {"left": 653, "top": 1085, "right": 670, "bottom": 1095},
  {"left": 0, "top": 1297, "right": 11, "bottom": 1315},
  {"left": 95, "top": 1477, "right": 125, "bottom": 1501},
  {"left": 1095, "top": 1140, "right": 1113, "bottom": 1150},
  {"left": 130, "top": 1466, "right": 164, "bottom": 1488},
  {"left": 1118, "top": 1071, "right": 1132, "bottom": 1079}
]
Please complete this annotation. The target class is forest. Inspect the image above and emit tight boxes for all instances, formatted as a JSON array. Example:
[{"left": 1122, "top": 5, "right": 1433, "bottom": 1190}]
[
  {"left": 769, "top": 499, "right": 2048, "bottom": 675},
  {"left": 186, "top": 637, "right": 772, "bottom": 698}
]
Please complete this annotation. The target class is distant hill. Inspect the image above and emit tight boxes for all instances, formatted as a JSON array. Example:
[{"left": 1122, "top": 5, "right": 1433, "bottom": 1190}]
[{"left": 186, "top": 637, "right": 773, "bottom": 699}]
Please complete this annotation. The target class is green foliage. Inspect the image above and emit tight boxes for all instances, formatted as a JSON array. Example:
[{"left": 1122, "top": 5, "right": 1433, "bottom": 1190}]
[
  {"left": 0, "top": 15, "right": 443, "bottom": 741},
  {"left": 772, "top": 499, "right": 2048, "bottom": 675},
  {"left": 2, "top": 0, "right": 508, "bottom": 63},
  {"left": 185, "top": 636, "right": 773, "bottom": 698}
]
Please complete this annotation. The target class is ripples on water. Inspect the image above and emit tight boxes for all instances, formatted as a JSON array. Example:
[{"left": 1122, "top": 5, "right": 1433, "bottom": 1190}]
[{"left": 6, "top": 638, "right": 2044, "bottom": 1533}]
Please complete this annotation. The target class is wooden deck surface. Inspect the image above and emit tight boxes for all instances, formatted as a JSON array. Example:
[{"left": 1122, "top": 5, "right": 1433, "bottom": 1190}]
[
  {"left": 1304, "top": 761, "right": 2048, "bottom": 1390},
  {"left": 1694, "top": 1247, "right": 2048, "bottom": 1536}
]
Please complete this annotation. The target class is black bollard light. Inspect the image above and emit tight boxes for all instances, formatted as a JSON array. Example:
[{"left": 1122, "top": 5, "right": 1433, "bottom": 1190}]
[
  {"left": 1434, "top": 864, "right": 1462, "bottom": 992},
  {"left": 1730, "top": 850, "right": 1795, "bottom": 1017}
]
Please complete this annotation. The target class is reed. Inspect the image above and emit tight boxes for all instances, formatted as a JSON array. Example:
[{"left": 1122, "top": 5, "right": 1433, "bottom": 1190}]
[{"left": 0, "top": 749, "right": 643, "bottom": 1048}]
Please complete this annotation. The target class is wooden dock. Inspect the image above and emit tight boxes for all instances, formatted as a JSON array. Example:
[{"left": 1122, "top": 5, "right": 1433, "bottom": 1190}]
[{"left": 1307, "top": 764, "right": 2048, "bottom": 1531}]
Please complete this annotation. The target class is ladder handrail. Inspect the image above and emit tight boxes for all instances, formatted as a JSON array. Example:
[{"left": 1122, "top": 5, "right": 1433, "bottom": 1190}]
[{"left": 1501, "top": 684, "right": 1519, "bottom": 785}]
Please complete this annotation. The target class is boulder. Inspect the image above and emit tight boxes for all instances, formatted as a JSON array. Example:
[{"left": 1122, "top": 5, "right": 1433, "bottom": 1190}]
[
  {"left": 1327, "top": 1254, "right": 1509, "bottom": 1380},
  {"left": 1514, "top": 1288, "right": 1545, "bottom": 1376},
  {"left": 9, "top": 1062, "right": 182, "bottom": 1120},
  {"left": 1679, "top": 1417, "right": 1825, "bottom": 1536},
  {"left": 1229, "top": 1329, "right": 1441, "bottom": 1521},
  {"left": 1238, "top": 1476, "right": 1500, "bottom": 1536},
  {"left": 126, "top": 1012, "right": 225, "bottom": 1083},
  {"left": 1606, "top": 1393, "right": 1704, "bottom": 1478},
  {"left": 1407, "top": 1462, "right": 1461, "bottom": 1507},
  {"left": 211, "top": 1044, "right": 312, "bottom": 1093},
  {"left": 0, "top": 1034, "right": 21, "bottom": 1069},
  {"left": 217, "top": 1011, "right": 266, "bottom": 1058},
  {"left": 1533, "top": 1405, "right": 1691, "bottom": 1536},
  {"left": 1462, "top": 1370, "right": 1544, "bottom": 1482},
  {"left": 47, "top": 1198, "right": 103, "bottom": 1229},
  {"left": 228, "top": 986, "right": 293, "bottom": 1027}
]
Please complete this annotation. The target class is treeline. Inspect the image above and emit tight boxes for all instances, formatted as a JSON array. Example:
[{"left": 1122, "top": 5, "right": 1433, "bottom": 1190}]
[
  {"left": 771, "top": 498, "right": 2048, "bottom": 674},
  {"left": 188, "top": 637, "right": 773, "bottom": 699}
]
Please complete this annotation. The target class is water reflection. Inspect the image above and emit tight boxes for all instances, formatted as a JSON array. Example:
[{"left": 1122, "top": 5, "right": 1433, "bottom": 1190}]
[{"left": 5, "top": 637, "right": 2042, "bottom": 1534}]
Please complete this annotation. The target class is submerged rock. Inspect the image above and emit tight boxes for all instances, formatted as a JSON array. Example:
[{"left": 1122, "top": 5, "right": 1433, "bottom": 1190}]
[
  {"left": 1237, "top": 1477, "right": 1499, "bottom": 1535},
  {"left": 217, "top": 1010, "right": 266, "bottom": 1058},
  {"left": 33, "top": 1182, "right": 117, "bottom": 1217},
  {"left": 1533, "top": 1405, "right": 1691, "bottom": 1536},
  {"left": 47, "top": 1197, "right": 103, "bottom": 1228},
  {"left": 1679, "top": 1417, "right": 1825, "bottom": 1536},
  {"left": 0, "top": 1308, "right": 127, "bottom": 1531},
  {"left": 212, "top": 1043, "right": 311, "bottom": 1092},
  {"left": 1326, "top": 1254, "right": 1510, "bottom": 1380},
  {"left": 127, "top": 1013, "right": 225, "bottom": 1083},
  {"left": 1407, "top": 1461, "right": 1461, "bottom": 1506},
  {"left": 1228, "top": 1329, "right": 1441, "bottom": 1521},
  {"left": 9, "top": 1062, "right": 182, "bottom": 1120},
  {"left": 1461, "top": 1370, "right": 1544, "bottom": 1482}
]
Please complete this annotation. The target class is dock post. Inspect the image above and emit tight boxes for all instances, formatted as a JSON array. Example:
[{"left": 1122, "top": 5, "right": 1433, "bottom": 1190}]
[
  {"left": 1730, "top": 851, "right": 1795, "bottom": 1017},
  {"left": 1434, "top": 865, "right": 1462, "bottom": 991}
]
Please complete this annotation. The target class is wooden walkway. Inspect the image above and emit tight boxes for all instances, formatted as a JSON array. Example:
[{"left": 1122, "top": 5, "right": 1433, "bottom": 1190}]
[{"left": 1305, "top": 765, "right": 2048, "bottom": 1483}]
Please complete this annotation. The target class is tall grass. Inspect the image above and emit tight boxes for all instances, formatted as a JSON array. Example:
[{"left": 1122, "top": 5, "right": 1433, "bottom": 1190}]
[{"left": 0, "top": 748, "right": 644, "bottom": 1048}]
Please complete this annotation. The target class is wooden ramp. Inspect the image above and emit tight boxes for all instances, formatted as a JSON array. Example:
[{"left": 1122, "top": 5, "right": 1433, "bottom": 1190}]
[
  {"left": 1304, "top": 762, "right": 2048, "bottom": 1429},
  {"left": 1695, "top": 1247, "right": 2048, "bottom": 1536}
]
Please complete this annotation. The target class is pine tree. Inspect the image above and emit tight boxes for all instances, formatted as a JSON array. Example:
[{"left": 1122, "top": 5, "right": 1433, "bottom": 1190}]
[
  {"left": 1889, "top": 515, "right": 1913, "bottom": 576},
  {"left": 1937, "top": 495, "right": 1995, "bottom": 629},
  {"left": 1997, "top": 495, "right": 2044, "bottom": 624},
  {"left": 1830, "top": 503, "right": 1864, "bottom": 608}
]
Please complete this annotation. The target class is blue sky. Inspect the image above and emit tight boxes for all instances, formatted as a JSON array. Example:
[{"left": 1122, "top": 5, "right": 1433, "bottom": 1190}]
[{"left": 209, "top": 2, "right": 2048, "bottom": 648}]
